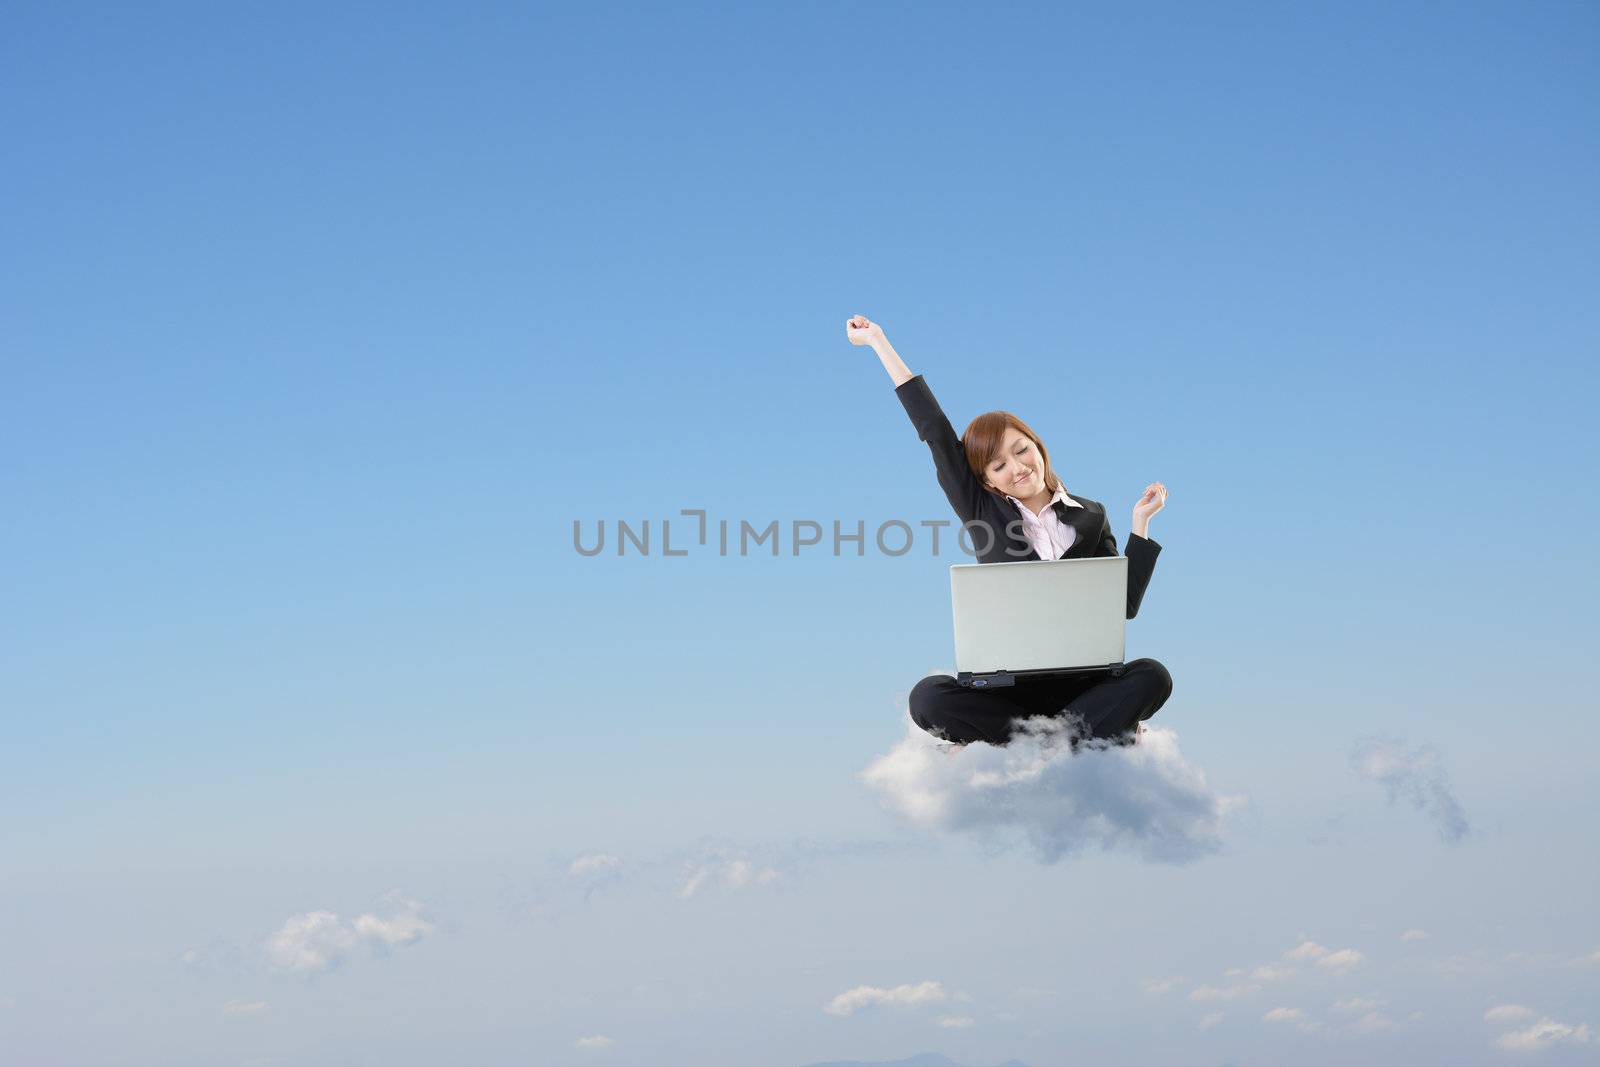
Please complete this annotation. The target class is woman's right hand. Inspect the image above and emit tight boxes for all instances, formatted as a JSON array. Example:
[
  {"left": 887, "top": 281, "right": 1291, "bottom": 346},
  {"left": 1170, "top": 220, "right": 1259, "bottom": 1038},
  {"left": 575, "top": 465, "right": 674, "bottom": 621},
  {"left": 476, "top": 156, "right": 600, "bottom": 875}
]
[{"left": 846, "top": 314, "right": 884, "bottom": 346}]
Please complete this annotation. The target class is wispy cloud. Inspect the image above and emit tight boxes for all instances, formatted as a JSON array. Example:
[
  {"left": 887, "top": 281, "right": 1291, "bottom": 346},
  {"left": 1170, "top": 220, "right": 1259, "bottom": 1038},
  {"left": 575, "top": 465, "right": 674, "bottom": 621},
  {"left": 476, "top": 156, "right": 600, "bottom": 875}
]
[
  {"left": 1319, "top": 949, "right": 1365, "bottom": 974},
  {"left": 1263, "top": 1006, "right": 1325, "bottom": 1033},
  {"left": 1142, "top": 976, "right": 1184, "bottom": 994},
  {"left": 1333, "top": 995, "right": 1382, "bottom": 1015},
  {"left": 1486, "top": 1004, "right": 1538, "bottom": 1024},
  {"left": 936, "top": 1015, "right": 975, "bottom": 1028},
  {"left": 1351, "top": 736, "right": 1470, "bottom": 843},
  {"left": 1190, "top": 983, "right": 1260, "bottom": 1002},
  {"left": 264, "top": 892, "right": 431, "bottom": 974},
  {"left": 1400, "top": 928, "right": 1428, "bottom": 942},
  {"left": 566, "top": 851, "right": 626, "bottom": 901},
  {"left": 569, "top": 852, "right": 622, "bottom": 878},
  {"left": 574, "top": 1035, "right": 615, "bottom": 1050},
  {"left": 823, "top": 980, "right": 947, "bottom": 1017},
  {"left": 221, "top": 999, "right": 268, "bottom": 1017},
  {"left": 861, "top": 717, "right": 1241, "bottom": 864},
  {"left": 1494, "top": 1017, "right": 1592, "bottom": 1052},
  {"left": 1177, "top": 938, "right": 1372, "bottom": 1014},
  {"left": 1285, "top": 940, "right": 1365, "bottom": 974},
  {"left": 1352, "top": 1010, "right": 1399, "bottom": 1033},
  {"left": 676, "top": 857, "right": 781, "bottom": 899},
  {"left": 503, "top": 839, "right": 897, "bottom": 924}
]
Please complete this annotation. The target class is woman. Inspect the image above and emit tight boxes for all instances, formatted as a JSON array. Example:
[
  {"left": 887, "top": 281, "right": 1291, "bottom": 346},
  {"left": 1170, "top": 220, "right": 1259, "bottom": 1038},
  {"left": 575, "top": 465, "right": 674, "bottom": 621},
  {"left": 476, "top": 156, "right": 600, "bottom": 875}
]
[{"left": 845, "top": 313, "right": 1172, "bottom": 749}]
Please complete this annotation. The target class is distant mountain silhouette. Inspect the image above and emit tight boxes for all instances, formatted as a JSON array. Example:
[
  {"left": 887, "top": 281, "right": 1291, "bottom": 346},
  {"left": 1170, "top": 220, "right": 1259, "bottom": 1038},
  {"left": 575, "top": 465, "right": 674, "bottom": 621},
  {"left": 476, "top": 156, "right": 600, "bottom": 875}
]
[{"left": 800, "top": 1054, "right": 1029, "bottom": 1067}]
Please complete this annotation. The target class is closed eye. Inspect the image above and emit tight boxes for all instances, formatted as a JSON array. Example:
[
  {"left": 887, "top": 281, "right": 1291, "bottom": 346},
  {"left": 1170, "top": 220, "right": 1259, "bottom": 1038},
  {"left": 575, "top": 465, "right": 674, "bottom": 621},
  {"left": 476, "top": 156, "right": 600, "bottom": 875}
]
[{"left": 993, "top": 446, "right": 1028, "bottom": 472}]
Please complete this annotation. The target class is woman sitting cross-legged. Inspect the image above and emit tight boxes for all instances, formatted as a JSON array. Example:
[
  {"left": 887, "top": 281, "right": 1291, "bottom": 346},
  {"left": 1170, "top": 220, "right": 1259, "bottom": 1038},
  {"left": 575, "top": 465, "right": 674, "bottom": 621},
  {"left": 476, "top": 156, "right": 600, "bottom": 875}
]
[{"left": 845, "top": 313, "right": 1173, "bottom": 749}]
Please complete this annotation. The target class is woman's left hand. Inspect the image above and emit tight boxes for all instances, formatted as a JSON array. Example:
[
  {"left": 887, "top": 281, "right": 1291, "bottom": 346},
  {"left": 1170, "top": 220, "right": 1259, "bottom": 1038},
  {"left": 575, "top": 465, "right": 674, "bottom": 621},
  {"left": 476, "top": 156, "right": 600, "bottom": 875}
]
[{"left": 1133, "top": 482, "right": 1167, "bottom": 525}]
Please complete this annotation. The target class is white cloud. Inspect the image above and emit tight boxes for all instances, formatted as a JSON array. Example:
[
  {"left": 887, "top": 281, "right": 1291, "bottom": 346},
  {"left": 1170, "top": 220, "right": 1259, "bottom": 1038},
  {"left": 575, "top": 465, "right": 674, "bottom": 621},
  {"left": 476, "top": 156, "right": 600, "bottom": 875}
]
[
  {"left": 265, "top": 911, "right": 357, "bottom": 973},
  {"left": 1486, "top": 1004, "right": 1538, "bottom": 1023},
  {"left": 562, "top": 851, "right": 626, "bottom": 902},
  {"left": 1142, "top": 976, "right": 1184, "bottom": 994},
  {"left": 1318, "top": 949, "right": 1365, "bottom": 974},
  {"left": 1263, "top": 1006, "right": 1325, "bottom": 1034},
  {"left": 1400, "top": 928, "right": 1428, "bottom": 942},
  {"left": 569, "top": 853, "right": 621, "bottom": 878},
  {"left": 1199, "top": 1011, "right": 1225, "bottom": 1030},
  {"left": 676, "top": 857, "right": 780, "bottom": 899},
  {"left": 1283, "top": 940, "right": 1363, "bottom": 974},
  {"left": 574, "top": 1035, "right": 614, "bottom": 1050},
  {"left": 351, "top": 894, "right": 431, "bottom": 948},
  {"left": 221, "top": 999, "right": 268, "bottom": 1017},
  {"left": 1351, "top": 736, "right": 1470, "bottom": 843},
  {"left": 1495, "top": 1017, "right": 1592, "bottom": 1052},
  {"left": 677, "top": 867, "right": 710, "bottom": 899},
  {"left": 861, "top": 717, "right": 1242, "bottom": 864},
  {"left": 1250, "top": 964, "right": 1294, "bottom": 983},
  {"left": 1286, "top": 940, "right": 1329, "bottom": 961},
  {"left": 824, "top": 981, "right": 947, "bottom": 1017},
  {"left": 936, "top": 1015, "right": 975, "bottom": 1028},
  {"left": 264, "top": 892, "right": 432, "bottom": 973}
]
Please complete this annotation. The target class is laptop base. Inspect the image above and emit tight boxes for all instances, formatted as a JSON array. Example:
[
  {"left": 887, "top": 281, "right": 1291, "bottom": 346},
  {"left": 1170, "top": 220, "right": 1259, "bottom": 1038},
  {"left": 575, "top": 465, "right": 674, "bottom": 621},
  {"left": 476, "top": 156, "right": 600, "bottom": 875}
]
[{"left": 957, "top": 662, "right": 1125, "bottom": 688}]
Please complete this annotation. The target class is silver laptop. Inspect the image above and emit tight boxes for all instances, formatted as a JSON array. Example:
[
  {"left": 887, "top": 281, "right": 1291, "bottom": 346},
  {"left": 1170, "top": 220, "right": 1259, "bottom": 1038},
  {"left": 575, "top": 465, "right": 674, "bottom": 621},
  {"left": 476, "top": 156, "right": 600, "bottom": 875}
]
[{"left": 950, "top": 556, "right": 1127, "bottom": 688}]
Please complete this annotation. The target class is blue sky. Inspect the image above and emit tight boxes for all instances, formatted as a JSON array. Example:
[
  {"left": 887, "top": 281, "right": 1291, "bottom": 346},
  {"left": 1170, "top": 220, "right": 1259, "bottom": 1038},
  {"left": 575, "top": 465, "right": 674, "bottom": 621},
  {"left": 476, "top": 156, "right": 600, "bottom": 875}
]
[{"left": 2, "top": 2, "right": 1597, "bottom": 1064}]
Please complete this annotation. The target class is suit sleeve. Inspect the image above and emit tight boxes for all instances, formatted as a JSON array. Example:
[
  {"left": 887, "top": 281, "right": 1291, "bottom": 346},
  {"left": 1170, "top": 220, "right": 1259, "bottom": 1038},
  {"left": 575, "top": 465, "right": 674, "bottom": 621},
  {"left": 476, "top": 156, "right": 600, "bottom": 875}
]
[
  {"left": 1096, "top": 514, "right": 1161, "bottom": 620},
  {"left": 894, "top": 374, "right": 989, "bottom": 525}
]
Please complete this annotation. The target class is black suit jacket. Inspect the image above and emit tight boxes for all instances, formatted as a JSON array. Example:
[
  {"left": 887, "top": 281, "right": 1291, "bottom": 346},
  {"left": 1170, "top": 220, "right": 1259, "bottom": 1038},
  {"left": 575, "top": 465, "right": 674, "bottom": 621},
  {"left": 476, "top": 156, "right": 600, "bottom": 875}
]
[{"left": 895, "top": 373, "right": 1161, "bottom": 620}]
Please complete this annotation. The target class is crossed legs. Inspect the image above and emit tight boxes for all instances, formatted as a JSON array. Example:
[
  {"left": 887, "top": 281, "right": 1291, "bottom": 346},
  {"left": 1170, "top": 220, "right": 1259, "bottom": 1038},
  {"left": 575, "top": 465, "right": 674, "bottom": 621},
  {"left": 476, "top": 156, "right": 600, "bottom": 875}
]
[{"left": 907, "top": 658, "right": 1174, "bottom": 746}]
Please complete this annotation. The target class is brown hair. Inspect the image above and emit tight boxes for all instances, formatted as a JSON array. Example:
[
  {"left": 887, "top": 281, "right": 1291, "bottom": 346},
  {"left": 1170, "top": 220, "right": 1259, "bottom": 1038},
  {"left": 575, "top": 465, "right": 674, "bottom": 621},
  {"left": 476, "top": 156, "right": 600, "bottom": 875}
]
[{"left": 961, "top": 411, "right": 1065, "bottom": 499}]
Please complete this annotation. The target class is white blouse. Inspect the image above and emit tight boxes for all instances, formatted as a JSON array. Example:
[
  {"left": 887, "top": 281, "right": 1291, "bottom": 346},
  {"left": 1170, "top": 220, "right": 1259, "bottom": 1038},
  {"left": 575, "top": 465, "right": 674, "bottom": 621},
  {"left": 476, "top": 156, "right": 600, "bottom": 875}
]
[{"left": 1002, "top": 484, "right": 1084, "bottom": 561}]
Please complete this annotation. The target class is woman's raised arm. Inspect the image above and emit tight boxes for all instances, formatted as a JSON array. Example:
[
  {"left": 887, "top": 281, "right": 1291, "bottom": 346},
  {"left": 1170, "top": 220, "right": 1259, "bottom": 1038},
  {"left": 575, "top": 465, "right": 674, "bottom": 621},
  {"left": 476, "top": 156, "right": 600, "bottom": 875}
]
[
  {"left": 845, "top": 314, "right": 988, "bottom": 525},
  {"left": 846, "top": 314, "right": 914, "bottom": 386}
]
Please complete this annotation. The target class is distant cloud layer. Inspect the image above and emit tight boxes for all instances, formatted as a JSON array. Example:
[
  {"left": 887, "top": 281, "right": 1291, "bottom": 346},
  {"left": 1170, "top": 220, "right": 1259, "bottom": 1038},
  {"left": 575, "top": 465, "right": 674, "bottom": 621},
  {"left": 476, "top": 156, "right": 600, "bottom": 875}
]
[
  {"left": 1350, "top": 736, "right": 1470, "bottom": 843},
  {"left": 265, "top": 891, "right": 431, "bottom": 974},
  {"left": 861, "top": 717, "right": 1241, "bottom": 864},
  {"left": 1161, "top": 934, "right": 1379, "bottom": 1032}
]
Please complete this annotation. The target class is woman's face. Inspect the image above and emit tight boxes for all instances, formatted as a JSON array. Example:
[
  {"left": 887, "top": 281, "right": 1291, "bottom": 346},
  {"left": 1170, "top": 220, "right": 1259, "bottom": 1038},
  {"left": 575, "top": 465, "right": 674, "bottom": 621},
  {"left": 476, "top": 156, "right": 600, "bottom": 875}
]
[{"left": 983, "top": 427, "right": 1046, "bottom": 498}]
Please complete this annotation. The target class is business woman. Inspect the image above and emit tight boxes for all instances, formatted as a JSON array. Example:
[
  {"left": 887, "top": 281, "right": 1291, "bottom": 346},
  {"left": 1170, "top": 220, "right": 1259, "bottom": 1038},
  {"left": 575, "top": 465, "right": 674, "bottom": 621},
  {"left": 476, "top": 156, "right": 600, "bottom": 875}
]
[{"left": 846, "top": 314, "right": 1172, "bottom": 749}]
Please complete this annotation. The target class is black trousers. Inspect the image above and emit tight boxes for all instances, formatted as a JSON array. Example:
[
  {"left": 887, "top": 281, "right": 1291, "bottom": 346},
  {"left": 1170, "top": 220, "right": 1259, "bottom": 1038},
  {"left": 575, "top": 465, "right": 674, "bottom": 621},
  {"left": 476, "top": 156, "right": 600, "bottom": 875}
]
[{"left": 908, "top": 658, "right": 1173, "bottom": 746}]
